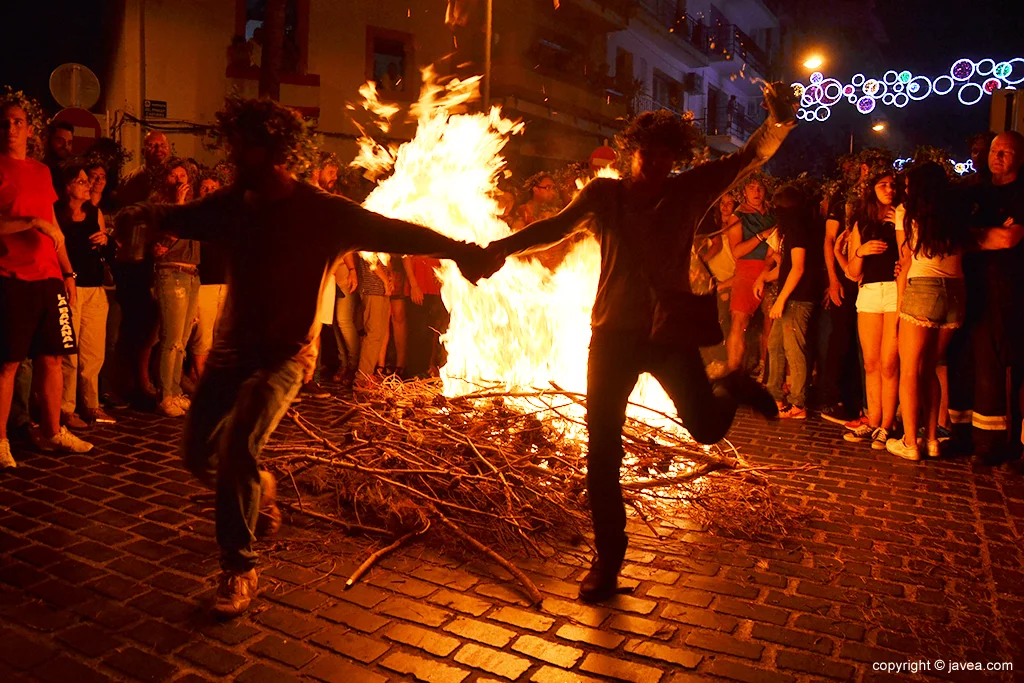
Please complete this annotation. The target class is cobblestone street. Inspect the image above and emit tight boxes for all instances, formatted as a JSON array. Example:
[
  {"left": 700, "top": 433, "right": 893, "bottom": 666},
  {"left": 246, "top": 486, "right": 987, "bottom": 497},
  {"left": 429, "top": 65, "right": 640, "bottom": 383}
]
[{"left": 2, "top": 396, "right": 1022, "bottom": 683}]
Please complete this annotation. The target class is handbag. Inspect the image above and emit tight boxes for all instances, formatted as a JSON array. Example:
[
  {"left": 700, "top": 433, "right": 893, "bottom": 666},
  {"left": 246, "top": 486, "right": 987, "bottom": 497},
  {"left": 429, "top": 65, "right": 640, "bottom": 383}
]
[{"left": 704, "top": 233, "right": 736, "bottom": 283}]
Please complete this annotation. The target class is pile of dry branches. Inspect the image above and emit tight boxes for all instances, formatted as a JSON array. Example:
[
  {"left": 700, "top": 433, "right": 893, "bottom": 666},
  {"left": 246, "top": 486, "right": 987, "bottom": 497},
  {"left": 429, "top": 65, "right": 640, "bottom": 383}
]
[{"left": 264, "top": 377, "right": 798, "bottom": 603}]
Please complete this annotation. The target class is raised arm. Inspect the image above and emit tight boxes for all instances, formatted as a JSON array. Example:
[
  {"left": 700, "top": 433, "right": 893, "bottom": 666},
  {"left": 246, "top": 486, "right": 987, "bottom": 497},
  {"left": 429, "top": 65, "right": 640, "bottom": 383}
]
[{"left": 675, "top": 92, "right": 795, "bottom": 215}]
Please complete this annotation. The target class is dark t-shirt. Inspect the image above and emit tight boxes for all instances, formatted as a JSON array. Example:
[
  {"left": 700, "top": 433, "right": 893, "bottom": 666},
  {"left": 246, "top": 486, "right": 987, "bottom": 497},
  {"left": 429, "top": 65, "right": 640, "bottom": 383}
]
[
  {"left": 858, "top": 218, "right": 899, "bottom": 285},
  {"left": 777, "top": 212, "right": 825, "bottom": 303},
  {"left": 55, "top": 201, "right": 115, "bottom": 288},
  {"left": 965, "top": 177, "right": 1024, "bottom": 349},
  {"left": 150, "top": 182, "right": 471, "bottom": 371},
  {"left": 500, "top": 120, "right": 791, "bottom": 335}
]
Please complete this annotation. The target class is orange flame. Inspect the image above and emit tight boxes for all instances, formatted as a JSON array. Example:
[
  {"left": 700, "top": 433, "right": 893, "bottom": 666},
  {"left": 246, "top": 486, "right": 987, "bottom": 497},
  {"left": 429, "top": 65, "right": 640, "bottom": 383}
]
[{"left": 355, "top": 70, "right": 691, "bottom": 437}]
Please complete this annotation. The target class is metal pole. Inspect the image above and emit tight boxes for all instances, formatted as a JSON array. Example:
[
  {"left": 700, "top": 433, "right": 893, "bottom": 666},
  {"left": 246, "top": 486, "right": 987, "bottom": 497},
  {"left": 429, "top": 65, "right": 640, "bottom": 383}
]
[
  {"left": 484, "top": 0, "right": 493, "bottom": 108},
  {"left": 849, "top": 131, "right": 853, "bottom": 154}
]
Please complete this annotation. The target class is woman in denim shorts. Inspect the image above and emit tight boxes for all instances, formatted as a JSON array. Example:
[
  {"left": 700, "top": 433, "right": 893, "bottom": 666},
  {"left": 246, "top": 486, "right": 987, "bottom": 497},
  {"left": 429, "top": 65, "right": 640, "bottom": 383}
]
[
  {"left": 845, "top": 168, "right": 901, "bottom": 450},
  {"left": 887, "top": 163, "right": 968, "bottom": 461}
]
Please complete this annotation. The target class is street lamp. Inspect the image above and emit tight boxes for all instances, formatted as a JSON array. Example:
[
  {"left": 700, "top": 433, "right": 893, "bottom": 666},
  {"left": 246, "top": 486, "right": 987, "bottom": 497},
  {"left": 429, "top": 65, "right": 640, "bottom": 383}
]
[
  {"left": 871, "top": 122, "right": 887, "bottom": 132},
  {"left": 802, "top": 55, "right": 824, "bottom": 70}
]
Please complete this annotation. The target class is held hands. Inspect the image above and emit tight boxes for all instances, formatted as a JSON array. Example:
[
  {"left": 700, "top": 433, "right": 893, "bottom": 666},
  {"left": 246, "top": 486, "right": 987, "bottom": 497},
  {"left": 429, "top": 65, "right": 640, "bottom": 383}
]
[
  {"left": 455, "top": 242, "right": 507, "bottom": 284},
  {"left": 152, "top": 243, "right": 170, "bottom": 258}
]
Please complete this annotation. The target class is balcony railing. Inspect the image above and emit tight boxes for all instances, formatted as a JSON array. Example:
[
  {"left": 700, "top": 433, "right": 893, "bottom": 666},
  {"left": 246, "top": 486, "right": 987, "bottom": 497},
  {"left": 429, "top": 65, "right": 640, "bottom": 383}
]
[
  {"left": 704, "top": 102, "right": 761, "bottom": 139},
  {"left": 631, "top": 92, "right": 686, "bottom": 117},
  {"left": 639, "top": 0, "right": 709, "bottom": 55},
  {"left": 708, "top": 23, "right": 769, "bottom": 77}
]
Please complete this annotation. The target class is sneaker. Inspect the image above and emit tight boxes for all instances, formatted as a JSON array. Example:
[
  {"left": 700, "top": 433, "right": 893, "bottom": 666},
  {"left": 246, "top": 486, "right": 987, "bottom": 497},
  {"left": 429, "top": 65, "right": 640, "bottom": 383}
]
[
  {"left": 820, "top": 404, "right": 855, "bottom": 426},
  {"left": 843, "top": 423, "right": 874, "bottom": 442},
  {"left": 173, "top": 395, "right": 191, "bottom": 411},
  {"left": 61, "top": 411, "right": 90, "bottom": 430},
  {"left": 579, "top": 559, "right": 620, "bottom": 603},
  {"left": 300, "top": 381, "right": 331, "bottom": 400},
  {"left": 925, "top": 439, "right": 941, "bottom": 458},
  {"left": 33, "top": 426, "right": 94, "bottom": 454},
  {"left": 157, "top": 397, "right": 186, "bottom": 418},
  {"left": 870, "top": 427, "right": 889, "bottom": 450},
  {"left": 724, "top": 371, "right": 779, "bottom": 420},
  {"left": 256, "top": 470, "right": 282, "bottom": 538},
  {"left": 85, "top": 408, "right": 117, "bottom": 425},
  {"left": 779, "top": 404, "right": 807, "bottom": 420},
  {"left": 211, "top": 568, "right": 258, "bottom": 619},
  {"left": 936, "top": 425, "right": 952, "bottom": 443},
  {"left": 0, "top": 439, "right": 15, "bottom": 469},
  {"left": 886, "top": 437, "right": 921, "bottom": 461},
  {"left": 843, "top": 415, "right": 869, "bottom": 431}
]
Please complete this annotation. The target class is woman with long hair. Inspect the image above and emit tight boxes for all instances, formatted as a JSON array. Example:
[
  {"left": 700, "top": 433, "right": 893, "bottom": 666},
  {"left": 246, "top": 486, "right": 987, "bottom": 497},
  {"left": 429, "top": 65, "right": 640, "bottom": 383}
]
[
  {"left": 56, "top": 164, "right": 117, "bottom": 428},
  {"left": 886, "top": 162, "right": 967, "bottom": 460},
  {"left": 725, "top": 177, "right": 777, "bottom": 372},
  {"left": 151, "top": 158, "right": 201, "bottom": 417},
  {"left": 844, "top": 168, "right": 901, "bottom": 449}
]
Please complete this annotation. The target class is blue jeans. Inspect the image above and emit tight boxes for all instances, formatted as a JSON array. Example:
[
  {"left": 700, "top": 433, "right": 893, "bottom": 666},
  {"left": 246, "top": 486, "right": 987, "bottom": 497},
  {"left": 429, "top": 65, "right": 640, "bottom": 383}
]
[
  {"left": 333, "top": 288, "right": 360, "bottom": 372},
  {"left": 182, "top": 356, "right": 304, "bottom": 571},
  {"left": 153, "top": 268, "right": 200, "bottom": 400},
  {"left": 767, "top": 300, "right": 814, "bottom": 407}
]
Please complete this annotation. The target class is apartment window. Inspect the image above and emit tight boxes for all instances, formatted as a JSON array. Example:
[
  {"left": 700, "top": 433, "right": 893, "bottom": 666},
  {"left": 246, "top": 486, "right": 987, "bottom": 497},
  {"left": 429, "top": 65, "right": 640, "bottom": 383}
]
[
  {"left": 652, "top": 70, "right": 680, "bottom": 109},
  {"left": 615, "top": 48, "right": 634, "bottom": 91},
  {"left": 366, "top": 27, "right": 415, "bottom": 96},
  {"left": 234, "top": 0, "right": 310, "bottom": 74}
]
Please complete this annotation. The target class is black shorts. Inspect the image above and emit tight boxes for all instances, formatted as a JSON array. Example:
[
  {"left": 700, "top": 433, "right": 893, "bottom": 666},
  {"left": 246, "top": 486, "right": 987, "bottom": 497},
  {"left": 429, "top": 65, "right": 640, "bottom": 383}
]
[{"left": 0, "top": 276, "right": 78, "bottom": 362}]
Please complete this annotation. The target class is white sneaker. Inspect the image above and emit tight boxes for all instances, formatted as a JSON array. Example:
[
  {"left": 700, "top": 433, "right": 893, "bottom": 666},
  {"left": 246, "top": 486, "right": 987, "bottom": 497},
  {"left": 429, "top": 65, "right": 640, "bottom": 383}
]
[
  {"left": 158, "top": 397, "right": 186, "bottom": 418},
  {"left": 886, "top": 437, "right": 921, "bottom": 461},
  {"left": 0, "top": 439, "right": 16, "bottom": 469},
  {"left": 173, "top": 395, "right": 192, "bottom": 411},
  {"left": 34, "top": 426, "right": 94, "bottom": 454},
  {"left": 925, "top": 439, "right": 941, "bottom": 458}
]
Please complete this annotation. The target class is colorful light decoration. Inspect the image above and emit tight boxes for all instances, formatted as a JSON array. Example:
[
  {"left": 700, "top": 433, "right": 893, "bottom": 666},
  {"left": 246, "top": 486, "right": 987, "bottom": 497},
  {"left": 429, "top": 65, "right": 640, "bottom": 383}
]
[
  {"left": 793, "top": 57, "right": 1024, "bottom": 122},
  {"left": 893, "top": 157, "right": 976, "bottom": 176}
]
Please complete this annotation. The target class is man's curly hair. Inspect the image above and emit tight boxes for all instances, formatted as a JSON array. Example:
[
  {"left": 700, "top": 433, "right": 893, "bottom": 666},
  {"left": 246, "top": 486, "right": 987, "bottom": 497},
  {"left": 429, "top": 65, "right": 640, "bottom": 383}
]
[
  {"left": 615, "top": 110, "right": 704, "bottom": 167},
  {"left": 1, "top": 86, "right": 48, "bottom": 159},
  {"left": 212, "top": 96, "right": 316, "bottom": 173}
]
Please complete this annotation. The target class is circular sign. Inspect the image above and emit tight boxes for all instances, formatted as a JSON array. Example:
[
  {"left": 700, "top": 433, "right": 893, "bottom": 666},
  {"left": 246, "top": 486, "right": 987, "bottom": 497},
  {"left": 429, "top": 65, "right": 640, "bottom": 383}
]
[
  {"left": 52, "top": 108, "right": 103, "bottom": 156},
  {"left": 49, "top": 63, "right": 101, "bottom": 110}
]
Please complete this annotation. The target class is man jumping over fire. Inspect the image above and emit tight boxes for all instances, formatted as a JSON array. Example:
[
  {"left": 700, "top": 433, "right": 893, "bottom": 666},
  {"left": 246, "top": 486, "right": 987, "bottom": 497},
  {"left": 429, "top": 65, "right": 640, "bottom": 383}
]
[
  {"left": 133, "top": 97, "right": 493, "bottom": 618},
  {"left": 489, "top": 86, "right": 797, "bottom": 602}
]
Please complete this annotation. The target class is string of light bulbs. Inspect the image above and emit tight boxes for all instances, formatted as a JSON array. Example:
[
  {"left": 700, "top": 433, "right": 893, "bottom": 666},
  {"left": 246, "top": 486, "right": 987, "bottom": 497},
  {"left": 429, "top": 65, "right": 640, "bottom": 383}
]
[
  {"left": 893, "top": 157, "right": 976, "bottom": 176},
  {"left": 792, "top": 57, "right": 1024, "bottom": 122}
]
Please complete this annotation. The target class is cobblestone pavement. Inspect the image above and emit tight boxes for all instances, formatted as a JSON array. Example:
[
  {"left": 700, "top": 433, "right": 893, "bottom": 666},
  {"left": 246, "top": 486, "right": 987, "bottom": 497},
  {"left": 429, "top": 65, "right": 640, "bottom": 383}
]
[{"left": 2, "top": 396, "right": 1023, "bottom": 683}]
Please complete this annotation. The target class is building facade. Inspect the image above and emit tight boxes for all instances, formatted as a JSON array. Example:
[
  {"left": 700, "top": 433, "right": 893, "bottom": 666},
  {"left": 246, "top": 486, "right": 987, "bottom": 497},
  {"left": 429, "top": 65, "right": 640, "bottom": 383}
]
[
  {"left": 608, "top": 0, "right": 780, "bottom": 153},
  {"left": 104, "top": 0, "right": 637, "bottom": 176}
]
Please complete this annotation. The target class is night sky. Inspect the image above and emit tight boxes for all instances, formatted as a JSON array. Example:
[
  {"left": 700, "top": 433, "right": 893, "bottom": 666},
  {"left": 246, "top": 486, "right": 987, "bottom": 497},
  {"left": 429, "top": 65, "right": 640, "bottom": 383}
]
[{"left": 2, "top": 0, "right": 1021, "bottom": 176}]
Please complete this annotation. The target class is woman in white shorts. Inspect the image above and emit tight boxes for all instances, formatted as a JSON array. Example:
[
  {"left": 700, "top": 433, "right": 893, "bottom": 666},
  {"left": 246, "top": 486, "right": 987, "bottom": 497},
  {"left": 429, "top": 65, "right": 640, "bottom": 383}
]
[
  {"left": 844, "top": 168, "right": 901, "bottom": 450},
  {"left": 887, "top": 162, "right": 967, "bottom": 461}
]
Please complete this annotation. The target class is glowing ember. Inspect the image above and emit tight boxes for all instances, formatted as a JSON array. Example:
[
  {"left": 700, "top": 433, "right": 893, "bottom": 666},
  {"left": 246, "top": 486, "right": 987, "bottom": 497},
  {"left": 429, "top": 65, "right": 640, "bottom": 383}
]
[{"left": 356, "top": 70, "right": 687, "bottom": 436}]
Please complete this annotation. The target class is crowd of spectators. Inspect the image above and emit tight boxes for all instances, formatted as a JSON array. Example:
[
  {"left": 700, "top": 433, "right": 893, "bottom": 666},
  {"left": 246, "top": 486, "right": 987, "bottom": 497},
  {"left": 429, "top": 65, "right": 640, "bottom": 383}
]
[
  {"left": 2, "top": 85, "right": 1022, "bottom": 471},
  {"left": 695, "top": 131, "right": 1024, "bottom": 466}
]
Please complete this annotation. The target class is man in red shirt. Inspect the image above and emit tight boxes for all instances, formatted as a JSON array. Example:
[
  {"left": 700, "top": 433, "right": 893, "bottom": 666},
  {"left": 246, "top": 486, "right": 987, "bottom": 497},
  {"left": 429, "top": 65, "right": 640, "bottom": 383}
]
[{"left": 0, "top": 97, "right": 94, "bottom": 469}]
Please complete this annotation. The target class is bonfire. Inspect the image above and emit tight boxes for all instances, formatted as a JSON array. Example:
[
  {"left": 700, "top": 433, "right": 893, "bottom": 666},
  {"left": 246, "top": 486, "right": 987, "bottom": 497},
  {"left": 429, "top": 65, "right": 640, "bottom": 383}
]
[{"left": 265, "top": 69, "right": 798, "bottom": 603}]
